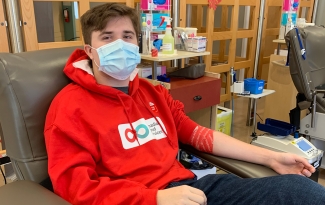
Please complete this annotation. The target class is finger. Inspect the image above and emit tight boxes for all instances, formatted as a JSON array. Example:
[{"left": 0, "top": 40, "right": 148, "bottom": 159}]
[
  {"left": 189, "top": 187, "right": 207, "bottom": 204},
  {"left": 295, "top": 157, "right": 315, "bottom": 172},
  {"left": 301, "top": 161, "right": 315, "bottom": 173},
  {"left": 304, "top": 164, "right": 315, "bottom": 173},
  {"left": 189, "top": 187, "right": 206, "bottom": 197},
  {"left": 188, "top": 193, "right": 206, "bottom": 205},
  {"left": 302, "top": 169, "right": 312, "bottom": 177}
]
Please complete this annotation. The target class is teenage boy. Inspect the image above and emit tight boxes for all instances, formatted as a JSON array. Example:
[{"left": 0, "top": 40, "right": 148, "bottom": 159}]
[{"left": 45, "top": 3, "right": 325, "bottom": 205}]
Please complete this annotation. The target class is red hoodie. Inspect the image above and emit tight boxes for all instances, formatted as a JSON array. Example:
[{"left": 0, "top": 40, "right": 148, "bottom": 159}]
[{"left": 44, "top": 49, "right": 199, "bottom": 205}]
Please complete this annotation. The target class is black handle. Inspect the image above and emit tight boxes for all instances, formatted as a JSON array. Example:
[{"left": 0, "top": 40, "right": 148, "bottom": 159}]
[{"left": 193, "top": 95, "right": 202, "bottom": 101}]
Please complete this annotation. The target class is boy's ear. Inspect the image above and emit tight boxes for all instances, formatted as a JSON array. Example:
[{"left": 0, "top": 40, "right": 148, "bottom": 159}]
[{"left": 84, "top": 45, "right": 94, "bottom": 60}]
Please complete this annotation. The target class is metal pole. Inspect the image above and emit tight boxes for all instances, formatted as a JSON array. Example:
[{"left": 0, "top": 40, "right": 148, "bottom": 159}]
[
  {"left": 172, "top": 0, "right": 180, "bottom": 67},
  {"left": 252, "top": 98, "right": 257, "bottom": 136},
  {"left": 172, "top": 0, "right": 179, "bottom": 28},
  {"left": 311, "top": 92, "right": 317, "bottom": 128},
  {"left": 312, "top": 0, "right": 319, "bottom": 23},
  {"left": 253, "top": 0, "right": 266, "bottom": 78},
  {"left": 184, "top": 4, "right": 192, "bottom": 65},
  {"left": 4, "top": 0, "right": 24, "bottom": 53},
  {"left": 246, "top": 98, "right": 254, "bottom": 126},
  {"left": 246, "top": 0, "right": 266, "bottom": 126},
  {"left": 186, "top": 5, "right": 192, "bottom": 27}
]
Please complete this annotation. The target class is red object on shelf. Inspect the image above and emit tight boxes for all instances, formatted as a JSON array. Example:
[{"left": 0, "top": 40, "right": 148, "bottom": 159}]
[
  {"left": 208, "top": 0, "right": 222, "bottom": 10},
  {"left": 151, "top": 48, "right": 158, "bottom": 57}
]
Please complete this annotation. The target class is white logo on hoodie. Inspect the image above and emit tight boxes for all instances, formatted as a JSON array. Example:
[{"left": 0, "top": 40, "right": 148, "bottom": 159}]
[{"left": 118, "top": 117, "right": 167, "bottom": 149}]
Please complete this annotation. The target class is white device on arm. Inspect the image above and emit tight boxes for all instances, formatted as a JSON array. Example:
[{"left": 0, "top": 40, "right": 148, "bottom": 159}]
[{"left": 252, "top": 134, "right": 323, "bottom": 168}]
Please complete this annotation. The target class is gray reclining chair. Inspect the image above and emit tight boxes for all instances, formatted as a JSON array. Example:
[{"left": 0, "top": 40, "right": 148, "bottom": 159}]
[
  {"left": 286, "top": 26, "right": 325, "bottom": 113},
  {"left": 286, "top": 26, "right": 325, "bottom": 168},
  {"left": 0, "top": 47, "right": 277, "bottom": 204}
]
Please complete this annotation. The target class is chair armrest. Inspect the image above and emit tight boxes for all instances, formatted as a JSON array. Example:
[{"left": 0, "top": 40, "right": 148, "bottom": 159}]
[
  {"left": 179, "top": 143, "right": 278, "bottom": 178},
  {"left": 0, "top": 180, "right": 71, "bottom": 205}
]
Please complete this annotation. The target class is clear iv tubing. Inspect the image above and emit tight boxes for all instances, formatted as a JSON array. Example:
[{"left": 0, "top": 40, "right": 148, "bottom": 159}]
[{"left": 231, "top": 92, "right": 234, "bottom": 137}]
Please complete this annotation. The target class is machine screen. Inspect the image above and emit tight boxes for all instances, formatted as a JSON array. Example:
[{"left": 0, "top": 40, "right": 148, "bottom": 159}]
[{"left": 297, "top": 140, "right": 312, "bottom": 151}]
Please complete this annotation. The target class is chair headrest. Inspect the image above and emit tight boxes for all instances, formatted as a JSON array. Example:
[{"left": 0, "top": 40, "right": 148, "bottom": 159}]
[
  {"left": 0, "top": 47, "right": 77, "bottom": 162},
  {"left": 286, "top": 26, "right": 325, "bottom": 102}
]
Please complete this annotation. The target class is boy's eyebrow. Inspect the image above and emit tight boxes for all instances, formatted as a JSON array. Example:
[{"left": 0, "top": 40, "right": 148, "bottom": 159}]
[
  {"left": 99, "top": 31, "right": 113, "bottom": 36},
  {"left": 123, "top": 30, "right": 135, "bottom": 35},
  {"left": 99, "top": 30, "right": 135, "bottom": 36}
]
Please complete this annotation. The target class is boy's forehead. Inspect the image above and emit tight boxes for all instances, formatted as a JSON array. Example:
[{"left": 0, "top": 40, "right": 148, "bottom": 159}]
[{"left": 102, "top": 16, "right": 135, "bottom": 31}]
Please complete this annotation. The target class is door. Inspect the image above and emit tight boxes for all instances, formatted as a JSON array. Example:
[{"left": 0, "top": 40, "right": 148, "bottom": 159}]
[
  {"left": 19, "top": 0, "right": 136, "bottom": 51},
  {"left": 19, "top": 0, "right": 90, "bottom": 51},
  {"left": 0, "top": 0, "right": 10, "bottom": 52}
]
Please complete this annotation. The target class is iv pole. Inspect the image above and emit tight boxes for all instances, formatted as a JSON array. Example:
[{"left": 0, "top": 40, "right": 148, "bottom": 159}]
[
  {"left": 246, "top": 0, "right": 266, "bottom": 136},
  {"left": 172, "top": 0, "right": 180, "bottom": 67}
]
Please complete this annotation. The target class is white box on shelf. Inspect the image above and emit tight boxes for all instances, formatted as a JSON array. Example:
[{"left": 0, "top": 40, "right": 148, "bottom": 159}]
[
  {"left": 186, "top": 37, "right": 193, "bottom": 51},
  {"left": 192, "top": 36, "right": 207, "bottom": 52},
  {"left": 137, "top": 64, "right": 166, "bottom": 78},
  {"left": 230, "top": 81, "right": 244, "bottom": 93}
]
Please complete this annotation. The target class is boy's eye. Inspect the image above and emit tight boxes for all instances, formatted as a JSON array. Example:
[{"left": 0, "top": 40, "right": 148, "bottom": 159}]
[
  {"left": 124, "top": 35, "right": 132, "bottom": 39},
  {"left": 102, "top": 36, "right": 111, "bottom": 40}
]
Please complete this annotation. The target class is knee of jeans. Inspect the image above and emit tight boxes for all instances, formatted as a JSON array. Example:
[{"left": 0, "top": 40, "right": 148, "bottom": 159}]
[
  {"left": 284, "top": 174, "right": 313, "bottom": 184},
  {"left": 280, "top": 174, "right": 324, "bottom": 190},
  {"left": 276, "top": 175, "right": 325, "bottom": 203}
]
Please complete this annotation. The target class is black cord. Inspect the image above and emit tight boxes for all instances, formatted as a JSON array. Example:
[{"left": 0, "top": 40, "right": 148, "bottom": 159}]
[
  {"left": 0, "top": 166, "right": 6, "bottom": 184},
  {"left": 256, "top": 113, "right": 263, "bottom": 122}
]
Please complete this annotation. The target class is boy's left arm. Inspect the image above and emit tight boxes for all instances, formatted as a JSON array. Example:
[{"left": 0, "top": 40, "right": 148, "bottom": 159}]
[
  {"left": 199, "top": 127, "right": 315, "bottom": 177},
  {"left": 158, "top": 85, "right": 314, "bottom": 177}
]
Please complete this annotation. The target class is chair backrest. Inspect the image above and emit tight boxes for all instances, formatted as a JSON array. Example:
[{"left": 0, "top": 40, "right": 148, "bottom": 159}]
[
  {"left": 286, "top": 26, "right": 325, "bottom": 113},
  {"left": 0, "top": 47, "right": 77, "bottom": 183}
]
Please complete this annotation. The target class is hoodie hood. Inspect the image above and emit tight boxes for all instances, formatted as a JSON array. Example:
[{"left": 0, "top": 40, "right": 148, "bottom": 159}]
[{"left": 63, "top": 49, "right": 139, "bottom": 98}]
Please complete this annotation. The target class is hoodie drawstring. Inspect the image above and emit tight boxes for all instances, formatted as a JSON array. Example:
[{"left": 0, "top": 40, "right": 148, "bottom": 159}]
[{"left": 117, "top": 94, "right": 140, "bottom": 145}]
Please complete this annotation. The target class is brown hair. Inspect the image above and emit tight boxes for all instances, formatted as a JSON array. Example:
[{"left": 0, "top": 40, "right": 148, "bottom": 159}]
[{"left": 80, "top": 3, "right": 140, "bottom": 45}]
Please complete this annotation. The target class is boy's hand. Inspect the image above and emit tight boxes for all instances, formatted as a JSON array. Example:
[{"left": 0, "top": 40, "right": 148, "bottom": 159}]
[
  {"left": 157, "top": 185, "right": 207, "bottom": 205},
  {"left": 269, "top": 152, "right": 315, "bottom": 177}
]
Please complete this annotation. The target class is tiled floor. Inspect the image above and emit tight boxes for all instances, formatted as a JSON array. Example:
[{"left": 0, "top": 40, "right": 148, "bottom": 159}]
[{"left": 0, "top": 96, "right": 324, "bottom": 187}]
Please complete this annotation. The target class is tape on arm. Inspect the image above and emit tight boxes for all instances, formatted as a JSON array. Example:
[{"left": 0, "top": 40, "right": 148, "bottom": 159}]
[{"left": 189, "top": 125, "right": 214, "bottom": 154}]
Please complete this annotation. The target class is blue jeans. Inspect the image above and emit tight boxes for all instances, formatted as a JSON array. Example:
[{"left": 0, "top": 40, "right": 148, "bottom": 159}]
[{"left": 166, "top": 174, "right": 325, "bottom": 205}]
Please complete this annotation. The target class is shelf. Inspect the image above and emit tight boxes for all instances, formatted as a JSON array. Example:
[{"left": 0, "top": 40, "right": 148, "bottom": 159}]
[
  {"left": 140, "top": 51, "right": 210, "bottom": 62},
  {"left": 237, "top": 89, "right": 275, "bottom": 99}
]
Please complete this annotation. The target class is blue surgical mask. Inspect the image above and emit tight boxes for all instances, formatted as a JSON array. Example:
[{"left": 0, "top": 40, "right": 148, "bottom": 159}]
[{"left": 91, "top": 39, "right": 141, "bottom": 80}]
